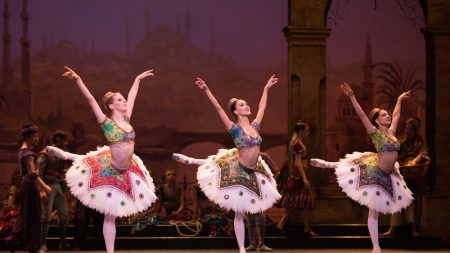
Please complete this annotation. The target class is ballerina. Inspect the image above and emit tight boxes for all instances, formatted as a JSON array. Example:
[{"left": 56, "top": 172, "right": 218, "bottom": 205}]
[
  {"left": 47, "top": 66, "right": 157, "bottom": 253},
  {"left": 310, "top": 82, "right": 414, "bottom": 253},
  {"left": 172, "top": 75, "right": 281, "bottom": 253}
]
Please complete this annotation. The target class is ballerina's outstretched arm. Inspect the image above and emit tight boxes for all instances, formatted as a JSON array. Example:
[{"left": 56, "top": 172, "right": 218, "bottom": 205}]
[
  {"left": 390, "top": 91, "right": 412, "bottom": 134},
  {"left": 195, "top": 78, "right": 233, "bottom": 131},
  {"left": 126, "top": 70, "right": 154, "bottom": 119},
  {"left": 62, "top": 66, "right": 106, "bottom": 123},
  {"left": 253, "top": 74, "right": 278, "bottom": 125},
  {"left": 172, "top": 153, "right": 208, "bottom": 166}
]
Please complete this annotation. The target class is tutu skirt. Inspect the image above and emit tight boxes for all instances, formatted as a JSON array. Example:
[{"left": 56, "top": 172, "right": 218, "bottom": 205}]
[
  {"left": 196, "top": 149, "right": 281, "bottom": 214},
  {"left": 334, "top": 152, "right": 413, "bottom": 214},
  {"left": 66, "top": 146, "right": 157, "bottom": 217}
]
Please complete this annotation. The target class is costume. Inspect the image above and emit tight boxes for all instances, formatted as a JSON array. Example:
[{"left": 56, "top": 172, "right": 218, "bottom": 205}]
[
  {"left": 65, "top": 117, "right": 156, "bottom": 217},
  {"left": 6, "top": 148, "right": 42, "bottom": 252},
  {"left": 196, "top": 122, "right": 281, "bottom": 214},
  {"left": 334, "top": 129, "right": 413, "bottom": 214},
  {"left": 277, "top": 140, "right": 315, "bottom": 209},
  {"left": 155, "top": 184, "right": 182, "bottom": 215}
]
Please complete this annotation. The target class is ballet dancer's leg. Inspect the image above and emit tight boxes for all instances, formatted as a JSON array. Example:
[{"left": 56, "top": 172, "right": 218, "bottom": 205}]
[
  {"left": 46, "top": 146, "right": 83, "bottom": 161},
  {"left": 234, "top": 212, "right": 246, "bottom": 253},
  {"left": 172, "top": 153, "right": 208, "bottom": 166},
  {"left": 368, "top": 209, "right": 381, "bottom": 253},
  {"left": 310, "top": 158, "right": 339, "bottom": 169},
  {"left": 103, "top": 214, "right": 116, "bottom": 253}
]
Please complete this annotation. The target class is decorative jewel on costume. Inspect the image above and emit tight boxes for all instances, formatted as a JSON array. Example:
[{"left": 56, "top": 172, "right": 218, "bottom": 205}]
[
  {"left": 90, "top": 193, "right": 96, "bottom": 199},
  {"left": 107, "top": 192, "right": 112, "bottom": 198},
  {"left": 398, "top": 195, "right": 402, "bottom": 200},
  {"left": 208, "top": 182, "right": 212, "bottom": 186},
  {"left": 224, "top": 194, "right": 230, "bottom": 200},
  {"left": 136, "top": 179, "right": 140, "bottom": 185},
  {"left": 251, "top": 199, "right": 256, "bottom": 204},
  {"left": 386, "top": 201, "right": 390, "bottom": 205},
  {"left": 239, "top": 191, "right": 243, "bottom": 196},
  {"left": 350, "top": 168, "right": 355, "bottom": 172},
  {"left": 139, "top": 193, "right": 144, "bottom": 199},
  {"left": 78, "top": 182, "right": 83, "bottom": 187},
  {"left": 75, "top": 166, "right": 80, "bottom": 170},
  {"left": 349, "top": 179, "right": 353, "bottom": 184},
  {"left": 261, "top": 179, "right": 266, "bottom": 185},
  {"left": 120, "top": 200, "right": 126, "bottom": 206},
  {"left": 363, "top": 191, "right": 368, "bottom": 196},
  {"left": 81, "top": 169, "right": 86, "bottom": 174},
  {"left": 376, "top": 191, "right": 380, "bottom": 196}
]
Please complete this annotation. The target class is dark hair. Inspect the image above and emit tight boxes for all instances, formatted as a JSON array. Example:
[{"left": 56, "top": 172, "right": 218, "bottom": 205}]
[
  {"left": 51, "top": 130, "right": 68, "bottom": 144},
  {"left": 293, "top": 120, "right": 308, "bottom": 132},
  {"left": 21, "top": 124, "right": 39, "bottom": 138},
  {"left": 369, "top": 108, "right": 382, "bottom": 128},
  {"left": 406, "top": 117, "right": 421, "bottom": 131}
]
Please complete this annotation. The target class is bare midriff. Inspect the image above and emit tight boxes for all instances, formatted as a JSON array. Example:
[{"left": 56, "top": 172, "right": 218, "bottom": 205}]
[
  {"left": 238, "top": 145, "right": 260, "bottom": 168},
  {"left": 377, "top": 151, "right": 398, "bottom": 173},
  {"left": 110, "top": 140, "right": 134, "bottom": 169}
]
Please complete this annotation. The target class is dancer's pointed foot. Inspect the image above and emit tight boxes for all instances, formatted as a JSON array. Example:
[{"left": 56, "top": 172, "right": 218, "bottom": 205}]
[
  {"left": 46, "top": 146, "right": 68, "bottom": 160},
  {"left": 310, "top": 158, "right": 328, "bottom": 168},
  {"left": 372, "top": 246, "right": 382, "bottom": 253},
  {"left": 172, "top": 153, "right": 195, "bottom": 164}
]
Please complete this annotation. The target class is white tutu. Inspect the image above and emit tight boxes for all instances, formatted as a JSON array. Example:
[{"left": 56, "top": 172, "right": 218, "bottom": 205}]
[
  {"left": 196, "top": 148, "right": 281, "bottom": 214},
  {"left": 334, "top": 152, "right": 413, "bottom": 214},
  {"left": 66, "top": 146, "right": 157, "bottom": 217}
]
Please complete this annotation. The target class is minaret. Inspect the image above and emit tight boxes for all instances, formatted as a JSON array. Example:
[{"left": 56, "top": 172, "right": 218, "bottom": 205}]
[
  {"left": 362, "top": 33, "right": 375, "bottom": 109},
  {"left": 144, "top": 0, "right": 151, "bottom": 35},
  {"left": 209, "top": 16, "right": 215, "bottom": 58},
  {"left": 21, "top": 0, "right": 31, "bottom": 119},
  {"left": 185, "top": 1, "right": 191, "bottom": 41},
  {"left": 3, "top": 0, "right": 11, "bottom": 91},
  {"left": 125, "top": 15, "right": 130, "bottom": 57}
]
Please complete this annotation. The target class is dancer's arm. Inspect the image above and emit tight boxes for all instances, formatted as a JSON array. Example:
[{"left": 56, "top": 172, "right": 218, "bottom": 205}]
[
  {"left": 126, "top": 70, "right": 154, "bottom": 119},
  {"left": 62, "top": 66, "right": 105, "bottom": 123},
  {"left": 390, "top": 91, "right": 411, "bottom": 134},
  {"left": 195, "top": 78, "right": 233, "bottom": 130},
  {"left": 24, "top": 156, "right": 52, "bottom": 194},
  {"left": 341, "top": 82, "right": 375, "bottom": 134},
  {"left": 254, "top": 74, "right": 278, "bottom": 125}
]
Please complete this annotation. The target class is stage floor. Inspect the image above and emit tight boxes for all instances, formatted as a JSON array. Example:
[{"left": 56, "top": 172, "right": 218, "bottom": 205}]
[{"left": 2, "top": 250, "right": 448, "bottom": 253}]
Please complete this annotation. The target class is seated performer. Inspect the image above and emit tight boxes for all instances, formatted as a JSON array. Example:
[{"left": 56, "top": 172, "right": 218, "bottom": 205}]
[
  {"left": 310, "top": 82, "right": 414, "bottom": 253},
  {"left": 172, "top": 74, "right": 281, "bottom": 253},
  {"left": 384, "top": 117, "right": 429, "bottom": 236},
  {"left": 154, "top": 168, "right": 185, "bottom": 218},
  {"left": 46, "top": 66, "right": 157, "bottom": 253}
]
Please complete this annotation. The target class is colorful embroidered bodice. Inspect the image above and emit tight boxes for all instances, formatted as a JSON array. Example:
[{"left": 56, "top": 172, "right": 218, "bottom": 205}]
[
  {"left": 230, "top": 122, "right": 262, "bottom": 149},
  {"left": 370, "top": 129, "right": 400, "bottom": 153},
  {"left": 101, "top": 117, "right": 135, "bottom": 145}
]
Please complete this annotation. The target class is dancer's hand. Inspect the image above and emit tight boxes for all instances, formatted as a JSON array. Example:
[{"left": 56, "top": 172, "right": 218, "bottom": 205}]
[
  {"left": 136, "top": 69, "right": 154, "bottom": 81},
  {"left": 340, "top": 82, "right": 354, "bottom": 97},
  {"left": 62, "top": 66, "right": 80, "bottom": 80},
  {"left": 303, "top": 179, "right": 311, "bottom": 192},
  {"left": 310, "top": 159, "right": 323, "bottom": 168},
  {"left": 195, "top": 78, "right": 208, "bottom": 91},
  {"left": 265, "top": 74, "right": 279, "bottom": 88},
  {"left": 398, "top": 90, "right": 412, "bottom": 101}
]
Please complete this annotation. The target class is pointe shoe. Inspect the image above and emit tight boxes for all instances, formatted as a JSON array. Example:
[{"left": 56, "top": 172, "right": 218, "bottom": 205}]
[
  {"left": 310, "top": 158, "right": 327, "bottom": 168},
  {"left": 46, "top": 146, "right": 68, "bottom": 160},
  {"left": 258, "top": 245, "right": 273, "bottom": 251},
  {"left": 372, "top": 246, "right": 382, "bottom": 253},
  {"left": 172, "top": 153, "right": 193, "bottom": 164}
]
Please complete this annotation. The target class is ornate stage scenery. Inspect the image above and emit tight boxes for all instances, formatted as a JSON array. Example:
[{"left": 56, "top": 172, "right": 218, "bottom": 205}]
[{"left": 1, "top": 0, "right": 449, "bottom": 252}]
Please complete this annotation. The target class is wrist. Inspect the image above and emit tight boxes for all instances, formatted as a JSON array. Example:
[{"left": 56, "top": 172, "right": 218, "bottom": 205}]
[{"left": 202, "top": 86, "right": 209, "bottom": 91}]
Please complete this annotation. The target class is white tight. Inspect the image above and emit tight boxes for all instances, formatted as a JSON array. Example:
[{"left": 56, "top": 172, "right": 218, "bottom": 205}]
[
  {"left": 103, "top": 215, "right": 116, "bottom": 253},
  {"left": 234, "top": 212, "right": 246, "bottom": 253},
  {"left": 368, "top": 209, "right": 381, "bottom": 252}
]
